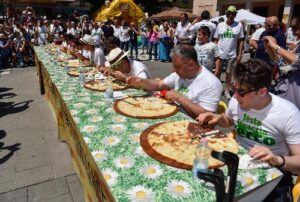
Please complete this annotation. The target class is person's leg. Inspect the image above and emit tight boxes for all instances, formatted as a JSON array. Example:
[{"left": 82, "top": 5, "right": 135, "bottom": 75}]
[
  {"left": 120, "top": 41, "right": 124, "bottom": 50},
  {"left": 130, "top": 41, "right": 133, "bottom": 58},
  {"left": 224, "top": 58, "right": 236, "bottom": 99},
  {"left": 149, "top": 42, "right": 153, "bottom": 60},
  {"left": 125, "top": 41, "right": 129, "bottom": 52},
  {"left": 154, "top": 42, "right": 158, "bottom": 60},
  {"left": 134, "top": 42, "right": 138, "bottom": 59}
]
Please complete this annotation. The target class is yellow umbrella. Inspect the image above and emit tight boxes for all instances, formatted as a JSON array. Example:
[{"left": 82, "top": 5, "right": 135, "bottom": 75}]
[{"left": 95, "top": 0, "right": 145, "bottom": 24}]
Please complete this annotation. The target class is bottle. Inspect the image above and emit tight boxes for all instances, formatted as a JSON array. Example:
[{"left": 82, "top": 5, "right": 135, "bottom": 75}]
[
  {"left": 192, "top": 138, "right": 210, "bottom": 180},
  {"left": 105, "top": 79, "right": 114, "bottom": 101},
  {"left": 79, "top": 69, "right": 85, "bottom": 85}
]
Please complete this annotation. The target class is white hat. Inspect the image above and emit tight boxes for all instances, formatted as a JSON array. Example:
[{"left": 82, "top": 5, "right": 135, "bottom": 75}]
[
  {"left": 105, "top": 47, "right": 129, "bottom": 68},
  {"left": 80, "top": 34, "right": 94, "bottom": 46}
]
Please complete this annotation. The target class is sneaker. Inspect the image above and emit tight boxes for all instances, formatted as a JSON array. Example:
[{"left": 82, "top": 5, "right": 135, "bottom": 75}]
[{"left": 224, "top": 90, "right": 231, "bottom": 100}]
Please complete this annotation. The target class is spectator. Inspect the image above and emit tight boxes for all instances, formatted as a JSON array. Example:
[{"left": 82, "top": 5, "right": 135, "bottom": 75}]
[
  {"left": 188, "top": 10, "right": 217, "bottom": 42},
  {"left": 214, "top": 5, "right": 244, "bottom": 99},
  {"left": 129, "top": 22, "right": 139, "bottom": 60},
  {"left": 119, "top": 21, "right": 130, "bottom": 51},
  {"left": 254, "top": 16, "right": 286, "bottom": 66},
  {"left": 148, "top": 23, "right": 159, "bottom": 61},
  {"left": 194, "top": 26, "right": 221, "bottom": 77},
  {"left": 175, "top": 13, "right": 192, "bottom": 44},
  {"left": 159, "top": 21, "right": 172, "bottom": 62},
  {"left": 140, "top": 21, "right": 149, "bottom": 55}
]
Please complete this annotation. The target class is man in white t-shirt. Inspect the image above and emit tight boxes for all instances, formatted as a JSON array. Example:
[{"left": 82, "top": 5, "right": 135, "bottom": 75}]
[
  {"left": 214, "top": 5, "right": 244, "bottom": 100},
  {"left": 127, "top": 44, "right": 223, "bottom": 118},
  {"left": 175, "top": 13, "right": 192, "bottom": 44},
  {"left": 80, "top": 34, "right": 106, "bottom": 67},
  {"left": 188, "top": 10, "right": 216, "bottom": 42},
  {"left": 198, "top": 59, "right": 300, "bottom": 201},
  {"left": 102, "top": 47, "right": 150, "bottom": 81}
]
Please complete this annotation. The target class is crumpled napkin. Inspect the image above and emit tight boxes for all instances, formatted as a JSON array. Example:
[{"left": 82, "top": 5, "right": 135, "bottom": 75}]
[{"left": 239, "top": 155, "right": 271, "bottom": 169}]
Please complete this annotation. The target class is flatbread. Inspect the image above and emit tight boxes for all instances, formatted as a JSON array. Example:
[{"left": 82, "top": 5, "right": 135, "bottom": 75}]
[
  {"left": 84, "top": 80, "right": 127, "bottom": 92},
  {"left": 67, "top": 68, "right": 96, "bottom": 77},
  {"left": 114, "top": 97, "right": 179, "bottom": 119},
  {"left": 140, "top": 121, "right": 239, "bottom": 170}
]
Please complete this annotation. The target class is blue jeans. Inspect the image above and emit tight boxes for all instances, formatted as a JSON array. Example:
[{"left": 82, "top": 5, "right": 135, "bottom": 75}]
[
  {"left": 130, "top": 41, "right": 138, "bottom": 58},
  {"left": 149, "top": 41, "right": 158, "bottom": 60}
]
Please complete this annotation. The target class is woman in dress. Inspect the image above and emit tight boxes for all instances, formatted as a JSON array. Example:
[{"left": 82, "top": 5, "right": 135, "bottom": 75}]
[{"left": 159, "top": 21, "right": 172, "bottom": 62}]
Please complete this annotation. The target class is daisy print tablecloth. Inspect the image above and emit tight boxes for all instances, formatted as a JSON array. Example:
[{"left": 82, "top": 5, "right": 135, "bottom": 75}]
[{"left": 34, "top": 46, "right": 283, "bottom": 202}]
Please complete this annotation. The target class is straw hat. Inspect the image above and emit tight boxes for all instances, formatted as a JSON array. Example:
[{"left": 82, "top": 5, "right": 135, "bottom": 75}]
[
  {"left": 80, "top": 34, "right": 94, "bottom": 46},
  {"left": 105, "top": 47, "right": 129, "bottom": 68}
]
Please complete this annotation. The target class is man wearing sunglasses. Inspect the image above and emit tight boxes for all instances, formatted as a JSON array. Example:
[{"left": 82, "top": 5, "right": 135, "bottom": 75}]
[
  {"left": 197, "top": 59, "right": 300, "bottom": 201},
  {"left": 254, "top": 16, "right": 286, "bottom": 66},
  {"left": 127, "top": 44, "right": 223, "bottom": 119}
]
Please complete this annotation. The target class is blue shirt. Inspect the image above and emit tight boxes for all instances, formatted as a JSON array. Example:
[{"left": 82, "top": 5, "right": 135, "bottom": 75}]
[{"left": 255, "top": 30, "right": 286, "bottom": 65}]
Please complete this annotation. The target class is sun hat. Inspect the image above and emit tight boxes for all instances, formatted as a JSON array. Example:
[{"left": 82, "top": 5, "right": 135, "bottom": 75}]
[
  {"left": 105, "top": 47, "right": 129, "bottom": 68},
  {"left": 226, "top": 5, "right": 237, "bottom": 13},
  {"left": 80, "top": 34, "right": 94, "bottom": 46}
]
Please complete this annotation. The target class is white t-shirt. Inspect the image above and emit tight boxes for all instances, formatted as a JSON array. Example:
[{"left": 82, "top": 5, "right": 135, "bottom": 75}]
[
  {"left": 251, "top": 27, "right": 265, "bottom": 41},
  {"left": 188, "top": 20, "right": 217, "bottom": 41},
  {"left": 163, "top": 67, "right": 223, "bottom": 112},
  {"left": 112, "top": 25, "right": 121, "bottom": 38},
  {"left": 119, "top": 26, "right": 130, "bottom": 42},
  {"left": 175, "top": 21, "right": 192, "bottom": 40},
  {"left": 194, "top": 42, "right": 219, "bottom": 72},
  {"left": 129, "top": 60, "right": 150, "bottom": 79},
  {"left": 93, "top": 47, "right": 106, "bottom": 66},
  {"left": 82, "top": 49, "right": 92, "bottom": 60},
  {"left": 214, "top": 21, "right": 244, "bottom": 59},
  {"left": 226, "top": 94, "right": 300, "bottom": 156}
]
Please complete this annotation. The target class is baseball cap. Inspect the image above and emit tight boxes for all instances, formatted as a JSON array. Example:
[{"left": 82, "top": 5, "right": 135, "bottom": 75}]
[{"left": 226, "top": 5, "right": 237, "bottom": 13}]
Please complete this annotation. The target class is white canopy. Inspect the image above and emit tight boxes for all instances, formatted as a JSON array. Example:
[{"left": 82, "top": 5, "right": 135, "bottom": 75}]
[{"left": 210, "top": 9, "right": 266, "bottom": 25}]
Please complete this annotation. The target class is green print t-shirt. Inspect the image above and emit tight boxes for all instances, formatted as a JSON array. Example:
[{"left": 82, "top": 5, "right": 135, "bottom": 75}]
[{"left": 226, "top": 94, "right": 300, "bottom": 156}]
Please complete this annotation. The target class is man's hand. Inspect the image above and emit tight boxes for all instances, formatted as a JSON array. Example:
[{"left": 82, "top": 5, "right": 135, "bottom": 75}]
[
  {"left": 102, "top": 67, "right": 113, "bottom": 76},
  {"left": 112, "top": 71, "right": 126, "bottom": 81},
  {"left": 126, "top": 76, "right": 143, "bottom": 88},
  {"left": 196, "top": 112, "right": 222, "bottom": 127},
  {"left": 263, "top": 36, "right": 278, "bottom": 50},
  {"left": 248, "top": 145, "right": 283, "bottom": 166},
  {"left": 165, "top": 90, "right": 181, "bottom": 103}
]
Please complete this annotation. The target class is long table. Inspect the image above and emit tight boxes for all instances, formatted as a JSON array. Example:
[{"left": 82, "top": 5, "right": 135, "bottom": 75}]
[{"left": 34, "top": 46, "right": 283, "bottom": 202}]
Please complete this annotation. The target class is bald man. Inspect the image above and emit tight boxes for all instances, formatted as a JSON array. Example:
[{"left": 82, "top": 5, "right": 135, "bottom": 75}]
[{"left": 254, "top": 16, "right": 286, "bottom": 66}]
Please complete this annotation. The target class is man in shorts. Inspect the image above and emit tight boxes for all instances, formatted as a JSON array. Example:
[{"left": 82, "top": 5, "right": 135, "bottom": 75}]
[{"left": 214, "top": 5, "right": 244, "bottom": 99}]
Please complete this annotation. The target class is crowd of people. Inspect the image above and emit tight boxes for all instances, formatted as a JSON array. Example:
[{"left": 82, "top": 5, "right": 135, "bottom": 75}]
[{"left": 1, "top": 3, "right": 300, "bottom": 201}]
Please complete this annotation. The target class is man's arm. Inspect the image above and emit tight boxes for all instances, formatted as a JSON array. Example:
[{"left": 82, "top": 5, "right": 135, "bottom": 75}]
[
  {"left": 126, "top": 76, "right": 170, "bottom": 91},
  {"left": 249, "top": 144, "right": 300, "bottom": 174},
  {"left": 197, "top": 112, "right": 234, "bottom": 128},
  {"left": 237, "top": 38, "right": 244, "bottom": 64},
  {"left": 249, "top": 39, "right": 258, "bottom": 49},
  {"left": 214, "top": 57, "right": 221, "bottom": 78}
]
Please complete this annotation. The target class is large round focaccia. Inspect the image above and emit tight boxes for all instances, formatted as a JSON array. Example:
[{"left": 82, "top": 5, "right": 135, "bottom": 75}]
[
  {"left": 114, "top": 96, "right": 179, "bottom": 119},
  {"left": 67, "top": 68, "right": 96, "bottom": 77},
  {"left": 140, "top": 121, "right": 239, "bottom": 170},
  {"left": 84, "top": 80, "right": 128, "bottom": 92}
]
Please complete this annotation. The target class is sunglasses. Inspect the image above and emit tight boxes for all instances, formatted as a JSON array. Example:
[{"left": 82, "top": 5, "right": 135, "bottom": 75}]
[{"left": 231, "top": 85, "right": 261, "bottom": 97}]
